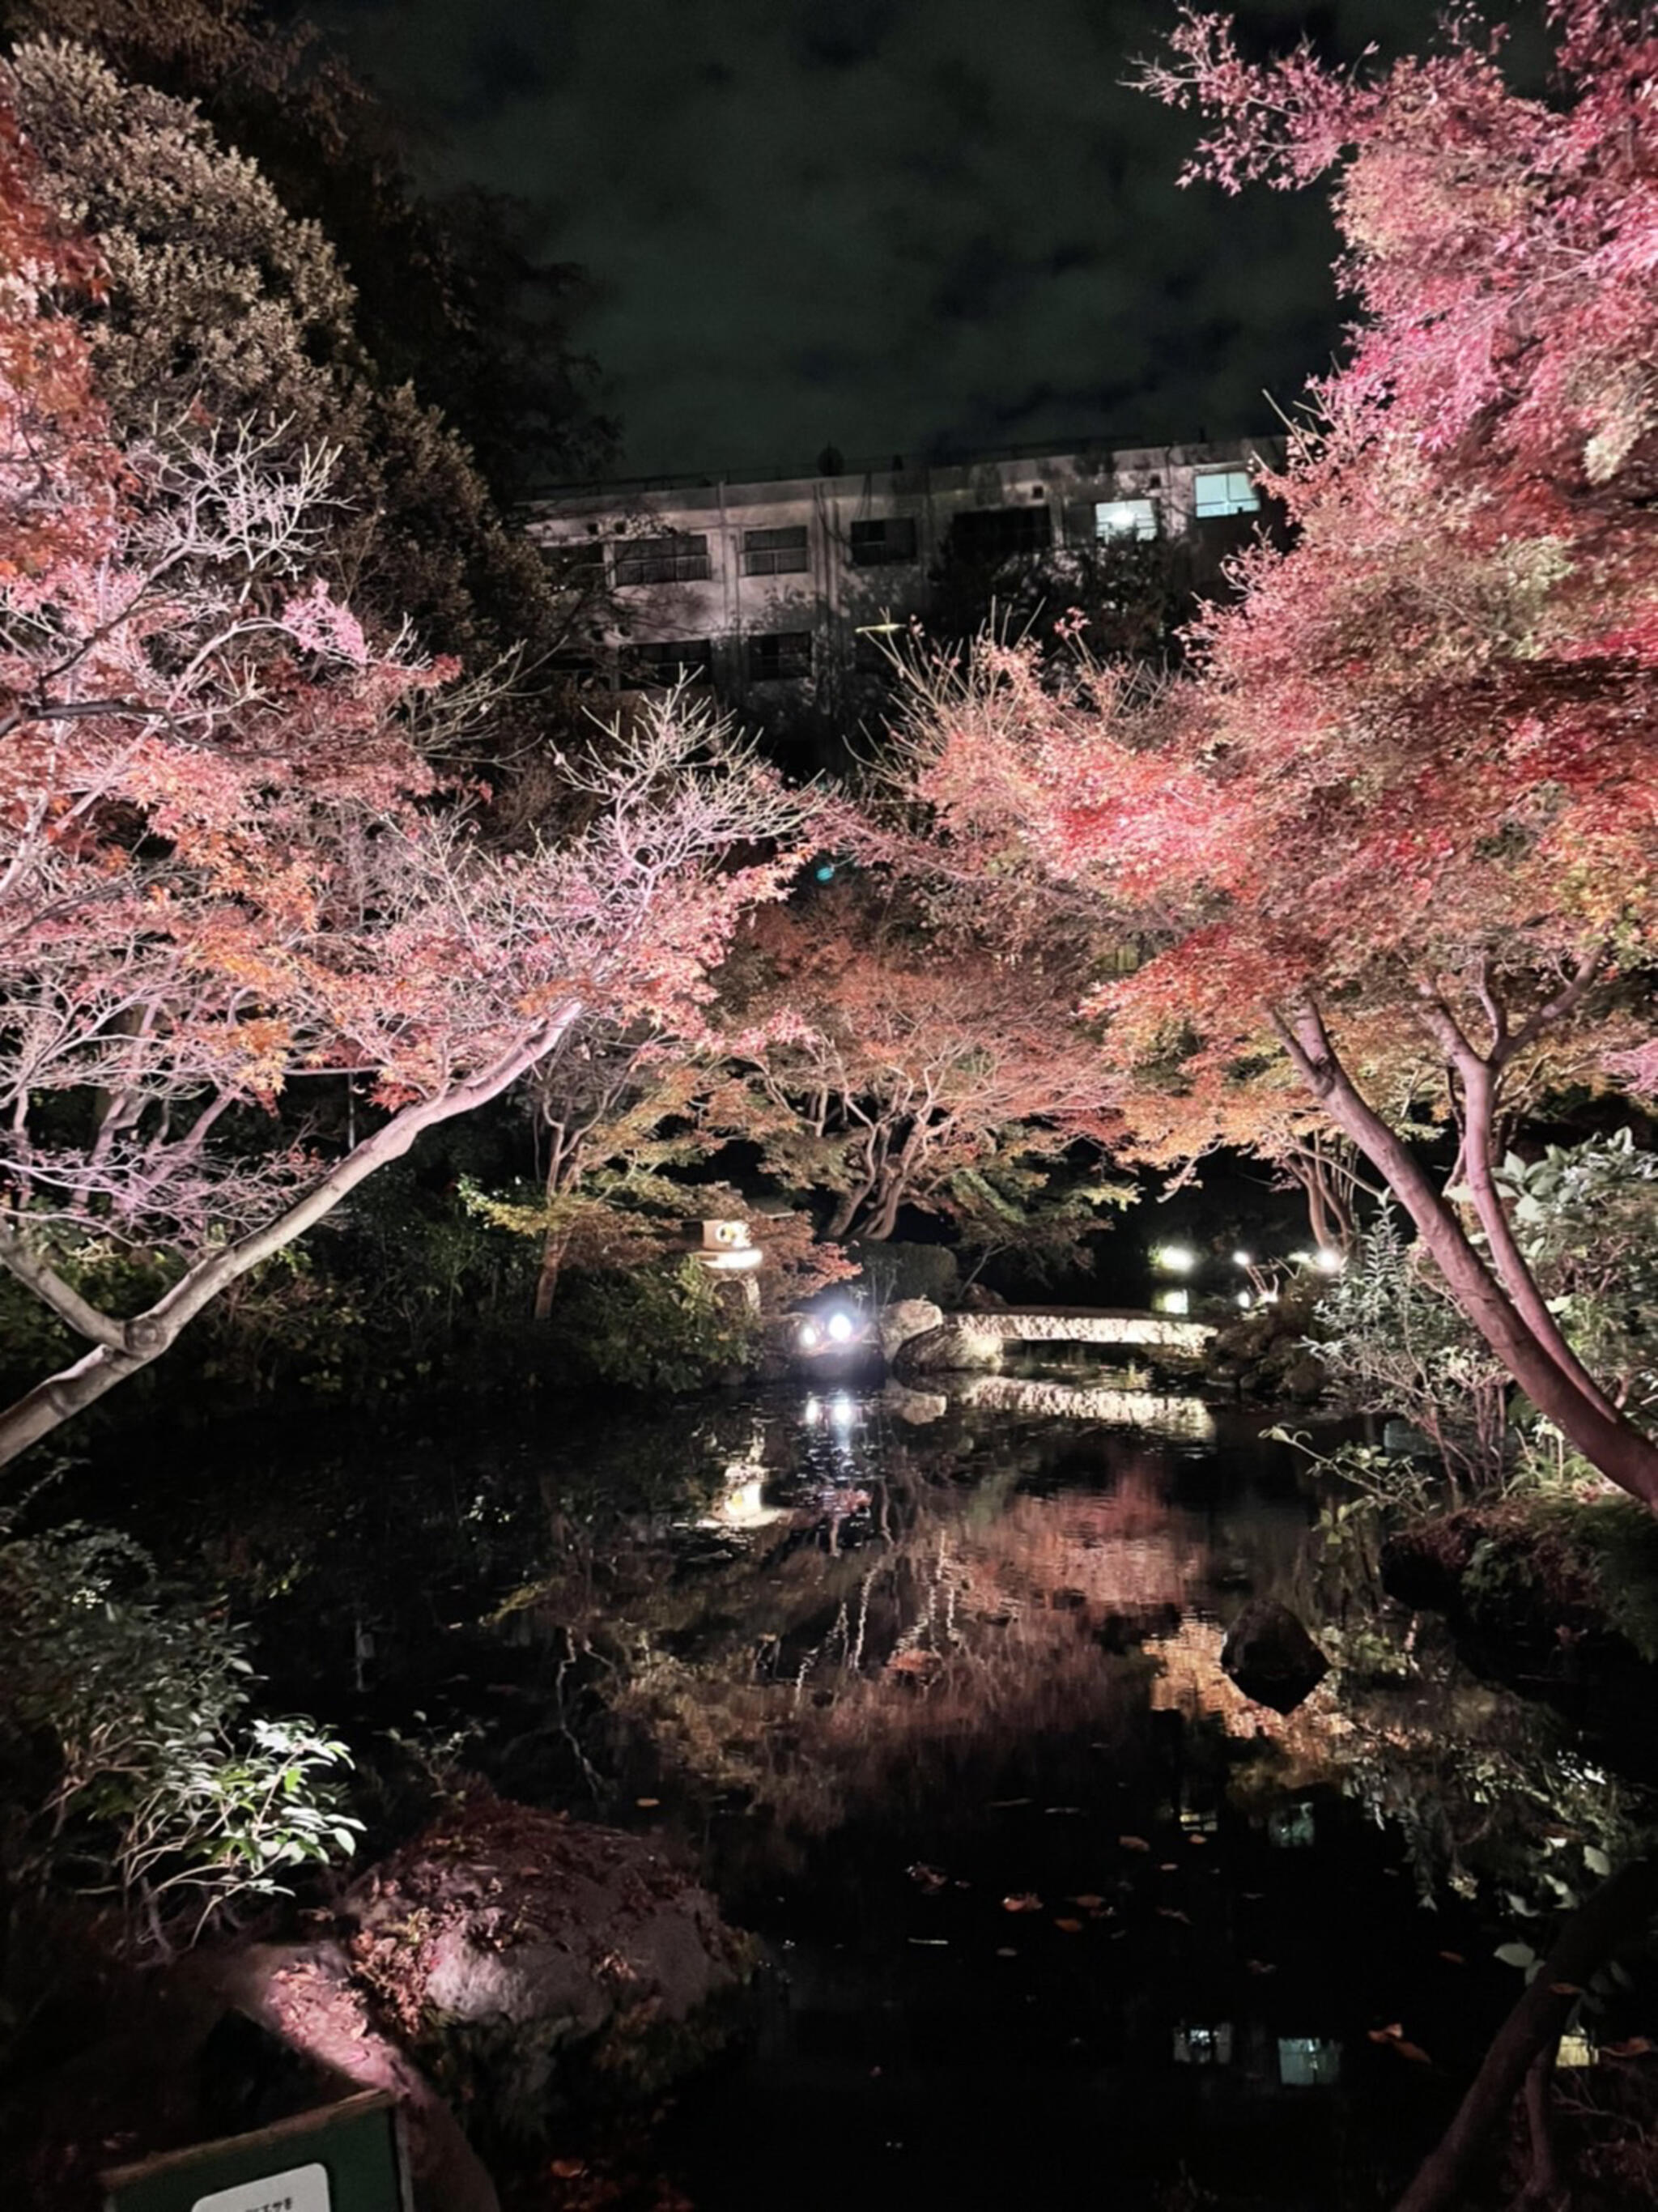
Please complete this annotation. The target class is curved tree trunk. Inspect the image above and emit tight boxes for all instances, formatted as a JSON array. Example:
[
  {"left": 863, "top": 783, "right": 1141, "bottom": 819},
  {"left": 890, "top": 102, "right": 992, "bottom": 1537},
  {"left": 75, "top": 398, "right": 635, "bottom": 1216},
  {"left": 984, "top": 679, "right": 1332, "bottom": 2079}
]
[
  {"left": 1394, "top": 1857, "right": 1658, "bottom": 2212},
  {"left": 1278, "top": 1006, "right": 1658, "bottom": 1509},
  {"left": 0, "top": 1006, "right": 580, "bottom": 1473}
]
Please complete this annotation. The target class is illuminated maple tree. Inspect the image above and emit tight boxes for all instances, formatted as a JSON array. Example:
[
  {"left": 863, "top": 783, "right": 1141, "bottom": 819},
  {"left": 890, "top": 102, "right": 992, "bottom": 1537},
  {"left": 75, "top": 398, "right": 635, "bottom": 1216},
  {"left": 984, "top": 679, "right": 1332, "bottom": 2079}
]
[
  {"left": 897, "top": 2, "right": 1658, "bottom": 1503},
  {"left": 719, "top": 884, "right": 1120, "bottom": 1244},
  {"left": 0, "top": 133, "right": 802, "bottom": 1465}
]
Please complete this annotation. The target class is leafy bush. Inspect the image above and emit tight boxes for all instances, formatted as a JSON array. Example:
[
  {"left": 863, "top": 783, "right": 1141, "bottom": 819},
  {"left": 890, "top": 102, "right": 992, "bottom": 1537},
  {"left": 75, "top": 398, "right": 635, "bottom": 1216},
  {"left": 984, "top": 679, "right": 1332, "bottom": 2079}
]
[
  {"left": 0, "top": 1518, "right": 361, "bottom": 1952},
  {"left": 844, "top": 1240, "right": 961, "bottom": 1308},
  {"left": 1314, "top": 1209, "right": 1514, "bottom": 1493},
  {"left": 551, "top": 1258, "right": 758, "bottom": 1395}
]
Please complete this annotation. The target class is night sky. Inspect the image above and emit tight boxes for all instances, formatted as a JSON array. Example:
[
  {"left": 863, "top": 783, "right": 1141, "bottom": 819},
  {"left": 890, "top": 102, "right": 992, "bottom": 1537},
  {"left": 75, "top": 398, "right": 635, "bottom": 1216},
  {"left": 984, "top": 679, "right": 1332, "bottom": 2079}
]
[{"left": 321, "top": 0, "right": 1484, "bottom": 483}]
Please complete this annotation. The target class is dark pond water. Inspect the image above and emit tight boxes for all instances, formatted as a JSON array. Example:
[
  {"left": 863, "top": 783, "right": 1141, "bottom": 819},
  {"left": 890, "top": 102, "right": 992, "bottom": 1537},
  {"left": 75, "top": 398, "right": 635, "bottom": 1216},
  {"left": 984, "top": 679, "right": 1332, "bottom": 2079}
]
[{"left": 68, "top": 1367, "right": 1655, "bottom": 2210}]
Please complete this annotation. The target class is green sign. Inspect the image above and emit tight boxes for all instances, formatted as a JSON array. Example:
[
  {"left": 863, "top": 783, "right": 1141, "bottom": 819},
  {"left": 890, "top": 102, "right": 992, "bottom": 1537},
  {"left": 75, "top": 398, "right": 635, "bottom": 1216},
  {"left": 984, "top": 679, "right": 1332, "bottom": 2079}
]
[{"left": 103, "top": 2090, "right": 410, "bottom": 2212}]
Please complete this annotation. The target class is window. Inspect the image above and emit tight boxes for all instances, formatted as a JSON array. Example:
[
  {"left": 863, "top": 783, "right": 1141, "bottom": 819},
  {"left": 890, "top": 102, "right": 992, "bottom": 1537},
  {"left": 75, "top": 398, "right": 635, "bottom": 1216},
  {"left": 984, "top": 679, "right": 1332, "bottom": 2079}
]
[
  {"left": 742, "top": 525, "right": 809, "bottom": 576},
  {"left": 542, "top": 540, "right": 607, "bottom": 587},
  {"left": 1095, "top": 497, "right": 1157, "bottom": 542},
  {"left": 547, "top": 651, "right": 606, "bottom": 688},
  {"left": 848, "top": 517, "right": 919, "bottom": 568},
  {"left": 618, "top": 639, "right": 712, "bottom": 687},
  {"left": 1193, "top": 468, "right": 1259, "bottom": 520},
  {"left": 613, "top": 533, "right": 712, "bottom": 586},
  {"left": 946, "top": 504, "right": 1052, "bottom": 564},
  {"left": 746, "top": 631, "right": 812, "bottom": 682}
]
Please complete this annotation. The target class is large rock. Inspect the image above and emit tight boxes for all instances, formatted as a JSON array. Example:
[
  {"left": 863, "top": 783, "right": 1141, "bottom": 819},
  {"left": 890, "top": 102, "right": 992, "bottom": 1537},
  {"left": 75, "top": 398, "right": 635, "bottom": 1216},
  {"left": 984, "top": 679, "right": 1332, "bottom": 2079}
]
[
  {"left": 876, "top": 1298, "right": 944, "bottom": 1363},
  {"left": 894, "top": 1319, "right": 1005, "bottom": 1376},
  {"left": 342, "top": 1792, "right": 754, "bottom": 2141},
  {"left": 1219, "top": 1601, "right": 1329, "bottom": 1714}
]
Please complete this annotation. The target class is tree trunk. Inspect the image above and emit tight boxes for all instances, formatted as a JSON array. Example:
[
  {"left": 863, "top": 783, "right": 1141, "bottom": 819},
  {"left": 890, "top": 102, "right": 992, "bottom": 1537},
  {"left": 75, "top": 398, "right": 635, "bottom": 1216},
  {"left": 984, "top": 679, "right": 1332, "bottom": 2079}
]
[
  {"left": 0, "top": 1005, "right": 580, "bottom": 1473},
  {"left": 1393, "top": 1857, "right": 1658, "bottom": 2212},
  {"left": 1279, "top": 1007, "right": 1658, "bottom": 1509},
  {"left": 1457, "top": 1057, "right": 1623, "bottom": 1423}
]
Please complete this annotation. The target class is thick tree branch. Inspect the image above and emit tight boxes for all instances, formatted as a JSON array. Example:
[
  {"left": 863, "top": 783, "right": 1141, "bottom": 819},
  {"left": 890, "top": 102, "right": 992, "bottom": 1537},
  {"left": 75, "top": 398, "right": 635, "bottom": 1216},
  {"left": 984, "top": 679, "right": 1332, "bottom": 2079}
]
[
  {"left": 1395, "top": 1857, "right": 1658, "bottom": 2212},
  {"left": 0, "top": 1225, "right": 126, "bottom": 1350}
]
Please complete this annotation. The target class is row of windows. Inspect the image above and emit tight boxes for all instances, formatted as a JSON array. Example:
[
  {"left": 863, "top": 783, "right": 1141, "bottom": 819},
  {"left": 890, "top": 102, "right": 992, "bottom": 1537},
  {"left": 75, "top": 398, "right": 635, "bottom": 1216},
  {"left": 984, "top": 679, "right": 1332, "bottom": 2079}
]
[
  {"left": 544, "top": 470, "right": 1261, "bottom": 591},
  {"left": 552, "top": 632, "right": 817, "bottom": 689}
]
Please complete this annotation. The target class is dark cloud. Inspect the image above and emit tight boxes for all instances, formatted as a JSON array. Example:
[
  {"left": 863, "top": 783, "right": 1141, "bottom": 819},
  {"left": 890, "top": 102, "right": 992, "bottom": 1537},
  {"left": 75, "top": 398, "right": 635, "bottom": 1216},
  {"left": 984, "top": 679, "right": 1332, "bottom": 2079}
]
[{"left": 317, "top": 0, "right": 1467, "bottom": 480}]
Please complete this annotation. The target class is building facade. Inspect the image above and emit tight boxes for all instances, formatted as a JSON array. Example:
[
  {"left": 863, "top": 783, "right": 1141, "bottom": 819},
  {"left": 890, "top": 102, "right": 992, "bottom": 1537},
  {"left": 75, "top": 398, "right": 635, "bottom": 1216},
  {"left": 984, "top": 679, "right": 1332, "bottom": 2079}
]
[{"left": 523, "top": 434, "right": 1279, "bottom": 707}]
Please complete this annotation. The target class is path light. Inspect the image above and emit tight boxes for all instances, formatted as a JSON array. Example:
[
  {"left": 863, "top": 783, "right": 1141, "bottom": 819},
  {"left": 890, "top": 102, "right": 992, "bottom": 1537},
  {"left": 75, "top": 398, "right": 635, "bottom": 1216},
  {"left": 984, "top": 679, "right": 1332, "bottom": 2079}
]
[
  {"left": 1235, "top": 1291, "right": 1252, "bottom": 1309},
  {"left": 1153, "top": 1244, "right": 1197, "bottom": 1274},
  {"left": 1231, "top": 1250, "right": 1252, "bottom": 1269},
  {"left": 1314, "top": 1247, "right": 1345, "bottom": 1275},
  {"left": 825, "top": 1308, "right": 857, "bottom": 1344},
  {"left": 798, "top": 1319, "right": 820, "bottom": 1350},
  {"left": 1154, "top": 1288, "right": 1191, "bottom": 1317}
]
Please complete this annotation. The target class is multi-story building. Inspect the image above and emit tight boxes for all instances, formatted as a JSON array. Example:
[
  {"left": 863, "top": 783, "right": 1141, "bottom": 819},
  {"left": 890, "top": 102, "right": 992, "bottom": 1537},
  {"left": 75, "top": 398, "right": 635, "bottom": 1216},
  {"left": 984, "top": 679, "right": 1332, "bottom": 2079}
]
[{"left": 523, "top": 433, "right": 1279, "bottom": 708}]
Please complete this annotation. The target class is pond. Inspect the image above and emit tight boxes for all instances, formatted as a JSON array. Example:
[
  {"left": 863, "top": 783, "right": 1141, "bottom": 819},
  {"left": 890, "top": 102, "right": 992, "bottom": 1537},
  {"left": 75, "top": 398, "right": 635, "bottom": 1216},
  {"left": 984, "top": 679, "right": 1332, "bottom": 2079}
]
[{"left": 70, "top": 1368, "right": 1656, "bottom": 2210}]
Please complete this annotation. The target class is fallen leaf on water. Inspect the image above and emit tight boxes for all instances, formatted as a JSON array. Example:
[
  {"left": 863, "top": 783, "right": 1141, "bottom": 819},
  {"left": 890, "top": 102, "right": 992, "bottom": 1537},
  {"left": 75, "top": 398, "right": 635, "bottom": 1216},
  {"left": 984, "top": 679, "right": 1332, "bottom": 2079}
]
[
  {"left": 1393, "top": 2041, "right": 1432, "bottom": 2065},
  {"left": 1158, "top": 1862, "right": 1179, "bottom": 1873},
  {"left": 635, "top": 1797, "right": 661, "bottom": 1810},
  {"left": 1070, "top": 1895, "right": 1106, "bottom": 1910},
  {"left": 1118, "top": 1835, "right": 1150, "bottom": 1852},
  {"left": 1156, "top": 1907, "right": 1191, "bottom": 1925},
  {"left": 1002, "top": 1893, "right": 1043, "bottom": 1913},
  {"left": 1188, "top": 1835, "right": 1208, "bottom": 1847},
  {"left": 1549, "top": 1982, "right": 1586, "bottom": 1997},
  {"left": 1603, "top": 2037, "right": 1655, "bottom": 2058},
  {"left": 550, "top": 2159, "right": 586, "bottom": 2180},
  {"left": 1438, "top": 1951, "right": 1465, "bottom": 1965},
  {"left": 1053, "top": 1918, "right": 1084, "bottom": 1933}
]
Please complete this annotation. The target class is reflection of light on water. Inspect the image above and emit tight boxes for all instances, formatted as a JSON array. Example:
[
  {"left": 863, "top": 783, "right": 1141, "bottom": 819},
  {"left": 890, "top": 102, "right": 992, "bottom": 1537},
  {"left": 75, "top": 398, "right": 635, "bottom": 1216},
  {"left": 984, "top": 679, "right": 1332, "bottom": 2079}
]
[
  {"left": 829, "top": 1393, "right": 857, "bottom": 1431},
  {"left": 1278, "top": 2035, "right": 1341, "bottom": 2087},
  {"left": 801, "top": 1395, "right": 821, "bottom": 1427},
  {"left": 954, "top": 1375, "right": 1216, "bottom": 1442},
  {"left": 1153, "top": 1287, "right": 1190, "bottom": 1317},
  {"left": 703, "top": 1468, "right": 785, "bottom": 1530}
]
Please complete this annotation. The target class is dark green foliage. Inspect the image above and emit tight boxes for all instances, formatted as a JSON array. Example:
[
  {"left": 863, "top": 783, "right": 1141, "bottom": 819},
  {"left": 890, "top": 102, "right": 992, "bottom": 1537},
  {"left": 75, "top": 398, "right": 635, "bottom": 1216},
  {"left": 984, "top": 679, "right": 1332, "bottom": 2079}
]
[
  {"left": 549, "top": 1260, "right": 758, "bottom": 1397},
  {"left": 0, "top": 1517, "right": 359, "bottom": 1951},
  {"left": 844, "top": 1239, "right": 961, "bottom": 1308}
]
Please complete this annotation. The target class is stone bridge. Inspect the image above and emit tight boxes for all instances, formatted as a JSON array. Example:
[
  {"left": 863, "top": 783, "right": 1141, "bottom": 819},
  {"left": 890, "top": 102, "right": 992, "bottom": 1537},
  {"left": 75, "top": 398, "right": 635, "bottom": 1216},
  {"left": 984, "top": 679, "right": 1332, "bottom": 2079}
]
[
  {"left": 884, "top": 1300, "right": 1215, "bottom": 1376},
  {"left": 967, "top": 1306, "right": 1215, "bottom": 1355}
]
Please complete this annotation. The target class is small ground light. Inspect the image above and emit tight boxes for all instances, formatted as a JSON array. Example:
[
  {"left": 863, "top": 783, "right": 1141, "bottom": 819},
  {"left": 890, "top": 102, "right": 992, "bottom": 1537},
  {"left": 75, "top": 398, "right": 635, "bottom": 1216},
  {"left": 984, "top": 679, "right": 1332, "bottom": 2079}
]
[
  {"left": 1154, "top": 1244, "right": 1197, "bottom": 1274},
  {"left": 1231, "top": 1250, "right": 1252, "bottom": 1269},
  {"left": 1314, "top": 1247, "right": 1345, "bottom": 1274},
  {"left": 825, "top": 1309, "right": 857, "bottom": 1344},
  {"left": 1235, "top": 1291, "right": 1252, "bottom": 1308},
  {"left": 798, "top": 1320, "right": 820, "bottom": 1349}
]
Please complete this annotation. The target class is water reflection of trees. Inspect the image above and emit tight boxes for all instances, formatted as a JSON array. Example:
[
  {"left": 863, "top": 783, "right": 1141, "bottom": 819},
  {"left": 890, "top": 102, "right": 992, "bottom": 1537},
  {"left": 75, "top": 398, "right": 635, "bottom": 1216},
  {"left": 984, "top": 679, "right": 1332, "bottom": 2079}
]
[{"left": 538, "top": 1406, "right": 1267, "bottom": 1840}]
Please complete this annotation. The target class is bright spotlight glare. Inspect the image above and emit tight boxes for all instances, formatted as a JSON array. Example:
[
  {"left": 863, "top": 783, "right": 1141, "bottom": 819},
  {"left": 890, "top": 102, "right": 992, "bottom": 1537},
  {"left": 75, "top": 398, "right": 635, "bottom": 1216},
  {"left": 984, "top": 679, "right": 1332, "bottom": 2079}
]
[
  {"left": 802, "top": 1395, "right": 821, "bottom": 1426},
  {"left": 825, "top": 1309, "right": 857, "bottom": 1344},
  {"left": 1231, "top": 1250, "right": 1252, "bottom": 1269},
  {"left": 1154, "top": 1244, "right": 1197, "bottom": 1275},
  {"left": 797, "top": 1321, "right": 820, "bottom": 1349},
  {"left": 1314, "top": 1247, "right": 1345, "bottom": 1274},
  {"left": 1235, "top": 1290, "right": 1252, "bottom": 1309}
]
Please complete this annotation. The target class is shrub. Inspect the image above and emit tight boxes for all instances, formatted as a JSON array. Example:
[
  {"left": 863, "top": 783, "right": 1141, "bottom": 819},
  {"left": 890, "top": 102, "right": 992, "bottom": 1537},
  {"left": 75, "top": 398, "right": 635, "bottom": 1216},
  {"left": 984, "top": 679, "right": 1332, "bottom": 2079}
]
[{"left": 0, "top": 1517, "right": 361, "bottom": 1952}]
